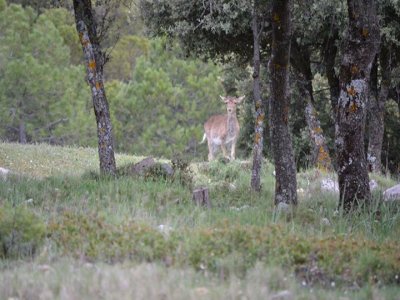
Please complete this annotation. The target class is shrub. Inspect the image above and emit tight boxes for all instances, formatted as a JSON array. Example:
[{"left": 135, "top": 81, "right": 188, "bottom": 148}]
[
  {"left": 0, "top": 205, "right": 46, "bottom": 259},
  {"left": 48, "top": 211, "right": 174, "bottom": 263}
]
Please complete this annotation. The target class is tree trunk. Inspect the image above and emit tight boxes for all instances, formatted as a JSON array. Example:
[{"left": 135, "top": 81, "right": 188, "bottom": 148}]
[
  {"left": 322, "top": 27, "right": 340, "bottom": 118},
  {"left": 250, "top": 1, "right": 265, "bottom": 192},
  {"left": 368, "top": 45, "right": 391, "bottom": 173},
  {"left": 336, "top": 0, "right": 379, "bottom": 212},
  {"left": 304, "top": 98, "right": 332, "bottom": 171},
  {"left": 291, "top": 40, "right": 332, "bottom": 171},
  {"left": 18, "top": 118, "right": 27, "bottom": 144},
  {"left": 18, "top": 100, "right": 27, "bottom": 144},
  {"left": 73, "top": 0, "right": 116, "bottom": 176},
  {"left": 269, "top": 0, "right": 297, "bottom": 206}
]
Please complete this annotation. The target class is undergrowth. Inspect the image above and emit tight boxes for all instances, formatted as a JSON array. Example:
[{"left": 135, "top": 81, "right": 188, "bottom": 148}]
[{"left": 0, "top": 142, "right": 399, "bottom": 298}]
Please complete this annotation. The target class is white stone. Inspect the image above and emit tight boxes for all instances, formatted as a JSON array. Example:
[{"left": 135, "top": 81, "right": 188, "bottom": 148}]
[
  {"left": 229, "top": 183, "right": 237, "bottom": 191},
  {"left": 297, "top": 188, "right": 305, "bottom": 194},
  {"left": 157, "top": 224, "right": 173, "bottom": 235},
  {"left": 320, "top": 218, "right": 331, "bottom": 226},
  {"left": 321, "top": 178, "right": 339, "bottom": 193},
  {"left": 0, "top": 167, "right": 10, "bottom": 180},
  {"left": 271, "top": 290, "right": 292, "bottom": 299},
  {"left": 229, "top": 205, "right": 250, "bottom": 211},
  {"left": 383, "top": 184, "right": 400, "bottom": 202},
  {"left": 369, "top": 179, "right": 378, "bottom": 191}
]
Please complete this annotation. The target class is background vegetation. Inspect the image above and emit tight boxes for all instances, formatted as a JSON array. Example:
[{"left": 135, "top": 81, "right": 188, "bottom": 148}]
[{"left": 0, "top": 1, "right": 398, "bottom": 172}]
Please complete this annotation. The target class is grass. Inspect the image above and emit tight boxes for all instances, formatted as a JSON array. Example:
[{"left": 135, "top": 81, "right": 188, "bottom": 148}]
[
  {"left": 0, "top": 142, "right": 399, "bottom": 299},
  {"left": 0, "top": 142, "right": 143, "bottom": 178}
]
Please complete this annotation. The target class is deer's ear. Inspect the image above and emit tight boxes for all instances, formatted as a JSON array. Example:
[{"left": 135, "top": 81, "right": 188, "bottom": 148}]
[
  {"left": 220, "top": 95, "right": 227, "bottom": 102},
  {"left": 236, "top": 95, "right": 245, "bottom": 103}
]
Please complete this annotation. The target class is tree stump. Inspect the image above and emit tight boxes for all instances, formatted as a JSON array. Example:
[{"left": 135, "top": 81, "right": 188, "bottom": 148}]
[{"left": 192, "top": 187, "right": 211, "bottom": 208}]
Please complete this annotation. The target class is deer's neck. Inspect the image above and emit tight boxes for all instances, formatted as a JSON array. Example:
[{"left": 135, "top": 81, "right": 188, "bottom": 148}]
[{"left": 227, "top": 113, "right": 237, "bottom": 137}]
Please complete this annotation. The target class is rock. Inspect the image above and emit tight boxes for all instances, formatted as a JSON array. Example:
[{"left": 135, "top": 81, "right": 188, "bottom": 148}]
[
  {"left": 0, "top": 167, "right": 10, "bottom": 180},
  {"left": 321, "top": 177, "right": 339, "bottom": 193},
  {"left": 271, "top": 290, "right": 292, "bottom": 299},
  {"left": 160, "top": 163, "right": 174, "bottom": 177},
  {"left": 132, "top": 157, "right": 156, "bottom": 175},
  {"left": 297, "top": 188, "right": 305, "bottom": 194},
  {"left": 229, "top": 205, "right": 250, "bottom": 211},
  {"left": 320, "top": 178, "right": 378, "bottom": 193},
  {"left": 383, "top": 184, "right": 400, "bottom": 202},
  {"left": 122, "top": 158, "right": 174, "bottom": 179},
  {"left": 157, "top": 224, "right": 173, "bottom": 235},
  {"left": 369, "top": 179, "right": 378, "bottom": 191},
  {"left": 320, "top": 217, "right": 331, "bottom": 226}
]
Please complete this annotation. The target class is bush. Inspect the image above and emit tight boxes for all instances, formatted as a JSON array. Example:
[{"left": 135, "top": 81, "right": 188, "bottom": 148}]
[
  {"left": 48, "top": 211, "right": 174, "bottom": 263},
  {"left": 0, "top": 205, "right": 46, "bottom": 259}
]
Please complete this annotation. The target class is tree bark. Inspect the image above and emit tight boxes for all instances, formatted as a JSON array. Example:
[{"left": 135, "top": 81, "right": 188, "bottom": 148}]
[
  {"left": 322, "top": 27, "right": 340, "bottom": 117},
  {"left": 73, "top": 0, "right": 116, "bottom": 176},
  {"left": 250, "top": 1, "right": 265, "bottom": 192},
  {"left": 304, "top": 97, "right": 332, "bottom": 171},
  {"left": 368, "top": 45, "right": 391, "bottom": 173},
  {"left": 18, "top": 99, "right": 27, "bottom": 144},
  {"left": 336, "top": 0, "right": 379, "bottom": 212},
  {"left": 18, "top": 118, "right": 27, "bottom": 144},
  {"left": 291, "top": 40, "right": 333, "bottom": 171},
  {"left": 269, "top": 0, "right": 297, "bottom": 205}
]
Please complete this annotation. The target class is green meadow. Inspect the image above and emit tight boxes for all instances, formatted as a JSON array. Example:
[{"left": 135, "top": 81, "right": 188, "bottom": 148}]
[{"left": 0, "top": 142, "right": 399, "bottom": 299}]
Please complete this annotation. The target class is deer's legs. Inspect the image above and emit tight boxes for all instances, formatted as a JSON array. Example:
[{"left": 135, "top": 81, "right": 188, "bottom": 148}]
[
  {"left": 207, "top": 140, "right": 214, "bottom": 161},
  {"left": 221, "top": 143, "right": 228, "bottom": 159},
  {"left": 230, "top": 141, "right": 236, "bottom": 160}
]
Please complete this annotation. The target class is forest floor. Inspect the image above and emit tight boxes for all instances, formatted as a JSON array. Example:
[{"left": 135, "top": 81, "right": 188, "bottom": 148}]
[{"left": 0, "top": 142, "right": 399, "bottom": 299}]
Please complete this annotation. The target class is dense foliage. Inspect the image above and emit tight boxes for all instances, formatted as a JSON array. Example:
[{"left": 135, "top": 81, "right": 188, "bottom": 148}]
[
  {"left": 108, "top": 38, "right": 224, "bottom": 158},
  {"left": 0, "top": 2, "right": 225, "bottom": 160},
  {"left": 0, "top": 0, "right": 399, "bottom": 174},
  {"left": 0, "top": 3, "right": 96, "bottom": 145}
]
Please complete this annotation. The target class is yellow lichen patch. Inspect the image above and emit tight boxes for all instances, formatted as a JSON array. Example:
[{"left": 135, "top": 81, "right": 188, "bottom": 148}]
[
  {"left": 317, "top": 145, "right": 332, "bottom": 171},
  {"left": 347, "top": 86, "right": 357, "bottom": 97},
  {"left": 349, "top": 101, "right": 358, "bottom": 113},
  {"left": 95, "top": 81, "right": 102, "bottom": 90},
  {"left": 350, "top": 65, "right": 358, "bottom": 75},
  {"left": 361, "top": 28, "right": 369, "bottom": 38},
  {"left": 256, "top": 113, "right": 265, "bottom": 125},
  {"left": 314, "top": 127, "right": 323, "bottom": 134},
  {"left": 79, "top": 33, "right": 89, "bottom": 47},
  {"left": 88, "top": 59, "right": 96, "bottom": 70},
  {"left": 254, "top": 133, "right": 261, "bottom": 145}
]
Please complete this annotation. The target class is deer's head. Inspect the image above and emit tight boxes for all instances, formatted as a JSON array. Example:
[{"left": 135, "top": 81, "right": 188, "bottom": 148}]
[{"left": 220, "top": 95, "right": 245, "bottom": 115}]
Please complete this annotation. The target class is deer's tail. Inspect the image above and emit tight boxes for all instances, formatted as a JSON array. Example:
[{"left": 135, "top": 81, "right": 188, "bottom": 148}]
[{"left": 199, "top": 133, "right": 207, "bottom": 144}]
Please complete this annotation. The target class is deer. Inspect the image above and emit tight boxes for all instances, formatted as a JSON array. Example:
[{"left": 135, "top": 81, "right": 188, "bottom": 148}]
[{"left": 200, "top": 95, "right": 245, "bottom": 161}]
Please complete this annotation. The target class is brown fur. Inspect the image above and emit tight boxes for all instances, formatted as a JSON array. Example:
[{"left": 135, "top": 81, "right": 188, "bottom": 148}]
[{"left": 201, "top": 96, "right": 244, "bottom": 161}]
